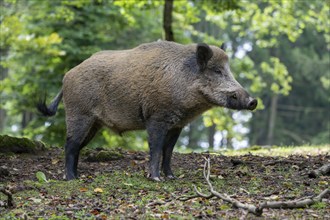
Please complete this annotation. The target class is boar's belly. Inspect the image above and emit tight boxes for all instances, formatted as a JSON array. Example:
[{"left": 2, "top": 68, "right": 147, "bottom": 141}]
[{"left": 96, "top": 108, "right": 145, "bottom": 133}]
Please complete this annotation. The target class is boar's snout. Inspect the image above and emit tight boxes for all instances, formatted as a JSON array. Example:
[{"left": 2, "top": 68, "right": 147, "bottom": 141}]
[
  {"left": 247, "top": 97, "right": 258, "bottom": 110},
  {"left": 228, "top": 90, "right": 258, "bottom": 111}
]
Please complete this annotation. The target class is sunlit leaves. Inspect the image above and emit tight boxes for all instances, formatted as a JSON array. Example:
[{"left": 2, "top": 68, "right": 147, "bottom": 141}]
[
  {"left": 53, "top": 6, "right": 75, "bottom": 22},
  {"left": 231, "top": 56, "right": 266, "bottom": 94},
  {"left": 320, "top": 76, "right": 330, "bottom": 90},
  {"left": 260, "top": 57, "right": 292, "bottom": 95},
  {"left": 113, "top": 0, "right": 162, "bottom": 27},
  {"left": 0, "top": 15, "right": 23, "bottom": 47}
]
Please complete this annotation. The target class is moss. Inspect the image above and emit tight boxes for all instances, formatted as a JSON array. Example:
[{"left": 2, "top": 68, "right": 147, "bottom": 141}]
[
  {"left": 82, "top": 148, "right": 124, "bottom": 162},
  {"left": 0, "top": 135, "right": 48, "bottom": 154}
]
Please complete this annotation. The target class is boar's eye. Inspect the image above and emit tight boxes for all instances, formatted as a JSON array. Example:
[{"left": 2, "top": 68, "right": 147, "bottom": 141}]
[{"left": 212, "top": 68, "right": 222, "bottom": 75}]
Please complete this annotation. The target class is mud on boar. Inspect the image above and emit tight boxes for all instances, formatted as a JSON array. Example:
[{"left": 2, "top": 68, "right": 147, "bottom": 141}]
[{"left": 37, "top": 41, "right": 257, "bottom": 181}]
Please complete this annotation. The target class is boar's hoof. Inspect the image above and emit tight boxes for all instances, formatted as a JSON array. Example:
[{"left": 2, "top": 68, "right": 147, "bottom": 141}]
[
  {"left": 165, "top": 175, "right": 176, "bottom": 180},
  {"left": 149, "top": 176, "right": 163, "bottom": 182},
  {"left": 65, "top": 173, "right": 79, "bottom": 181}
]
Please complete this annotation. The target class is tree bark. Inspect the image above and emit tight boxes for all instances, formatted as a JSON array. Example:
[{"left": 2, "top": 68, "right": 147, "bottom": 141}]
[
  {"left": 187, "top": 123, "right": 198, "bottom": 150},
  {"left": 163, "top": 0, "right": 174, "bottom": 41},
  {"left": 0, "top": 110, "right": 6, "bottom": 132},
  {"left": 208, "top": 122, "right": 216, "bottom": 150},
  {"left": 0, "top": 48, "right": 8, "bottom": 132},
  {"left": 267, "top": 95, "right": 278, "bottom": 145},
  {"left": 21, "top": 111, "right": 34, "bottom": 129}
]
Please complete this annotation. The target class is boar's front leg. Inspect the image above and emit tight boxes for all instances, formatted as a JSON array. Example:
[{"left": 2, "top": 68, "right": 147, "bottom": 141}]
[
  {"left": 146, "top": 121, "right": 169, "bottom": 181},
  {"left": 162, "top": 128, "right": 182, "bottom": 179}
]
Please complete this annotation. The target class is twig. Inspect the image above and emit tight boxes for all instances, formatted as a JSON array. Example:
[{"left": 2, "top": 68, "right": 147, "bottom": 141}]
[
  {"left": 178, "top": 185, "right": 214, "bottom": 201},
  {"left": 188, "top": 158, "right": 330, "bottom": 216},
  {"left": 0, "top": 187, "right": 15, "bottom": 208}
]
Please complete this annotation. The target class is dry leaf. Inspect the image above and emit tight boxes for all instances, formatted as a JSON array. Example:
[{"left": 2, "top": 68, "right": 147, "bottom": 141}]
[
  {"left": 80, "top": 187, "right": 88, "bottom": 192},
  {"left": 94, "top": 188, "right": 103, "bottom": 193}
]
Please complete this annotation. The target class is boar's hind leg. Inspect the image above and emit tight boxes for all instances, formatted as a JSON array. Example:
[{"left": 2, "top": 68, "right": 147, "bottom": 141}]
[
  {"left": 162, "top": 128, "right": 182, "bottom": 179},
  {"left": 65, "top": 116, "right": 99, "bottom": 180},
  {"left": 146, "top": 122, "right": 169, "bottom": 181}
]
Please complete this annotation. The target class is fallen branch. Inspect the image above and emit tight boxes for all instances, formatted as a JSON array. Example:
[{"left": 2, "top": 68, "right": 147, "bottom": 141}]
[
  {"left": 231, "top": 158, "right": 303, "bottom": 166},
  {"left": 0, "top": 186, "right": 15, "bottom": 208},
  {"left": 187, "top": 158, "right": 329, "bottom": 216},
  {"left": 263, "top": 159, "right": 303, "bottom": 166},
  {"left": 309, "top": 163, "right": 330, "bottom": 178}
]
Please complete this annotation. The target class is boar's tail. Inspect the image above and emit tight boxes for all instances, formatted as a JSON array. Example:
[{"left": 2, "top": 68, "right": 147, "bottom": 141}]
[{"left": 37, "top": 90, "right": 63, "bottom": 117}]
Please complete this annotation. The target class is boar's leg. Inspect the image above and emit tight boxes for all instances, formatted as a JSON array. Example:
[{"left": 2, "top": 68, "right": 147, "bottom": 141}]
[
  {"left": 146, "top": 121, "right": 169, "bottom": 181},
  {"left": 65, "top": 138, "right": 82, "bottom": 180},
  {"left": 162, "top": 128, "right": 182, "bottom": 179},
  {"left": 65, "top": 116, "right": 98, "bottom": 180}
]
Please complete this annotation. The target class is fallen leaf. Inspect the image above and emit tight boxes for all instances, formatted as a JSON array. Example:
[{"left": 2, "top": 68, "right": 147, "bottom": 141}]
[
  {"left": 94, "top": 188, "right": 103, "bottom": 193},
  {"left": 264, "top": 195, "right": 280, "bottom": 200},
  {"left": 100, "top": 215, "right": 107, "bottom": 220},
  {"left": 80, "top": 187, "right": 88, "bottom": 192},
  {"left": 319, "top": 181, "right": 328, "bottom": 185},
  {"left": 51, "top": 159, "right": 59, "bottom": 165},
  {"left": 36, "top": 171, "right": 48, "bottom": 183},
  {"left": 90, "top": 209, "right": 100, "bottom": 215},
  {"left": 29, "top": 198, "right": 42, "bottom": 203}
]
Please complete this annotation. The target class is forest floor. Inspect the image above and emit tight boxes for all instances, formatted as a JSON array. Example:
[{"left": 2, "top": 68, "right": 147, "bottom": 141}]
[{"left": 0, "top": 145, "right": 329, "bottom": 219}]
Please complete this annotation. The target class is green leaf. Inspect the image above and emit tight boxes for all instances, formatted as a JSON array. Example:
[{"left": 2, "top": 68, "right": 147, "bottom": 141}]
[{"left": 36, "top": 171, "right": 48, "bottom": 183}]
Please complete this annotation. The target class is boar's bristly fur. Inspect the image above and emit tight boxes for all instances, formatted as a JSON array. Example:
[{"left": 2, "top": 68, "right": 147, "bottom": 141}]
[{"left": 38, "top": 40, "right": 257, "bottom": 181}]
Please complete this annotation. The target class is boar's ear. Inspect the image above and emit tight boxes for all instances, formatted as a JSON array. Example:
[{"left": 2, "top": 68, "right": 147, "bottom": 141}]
[
  {"left": 196, "top": 43, "right": 213, "bottom": 71},
  {"left": 220, "top": 43, "right": 226, "bottom": 51}
]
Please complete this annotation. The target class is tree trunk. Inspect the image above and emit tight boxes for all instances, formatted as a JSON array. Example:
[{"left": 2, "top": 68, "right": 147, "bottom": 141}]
[
  {"left": 0, "top": 110, "right": 6, "bottom": 132},
  {"left": 208, "top": 122, "right": 216, "bottom": 150},
  {"left": 187, "top": 123, "right": 198, "bottom": 150},
  {"left": 163, "top": 0, "right": 175, "bottom": 41},
  {"left": 267, "top": 95, "right": 278, "bottom": 145},
  {"left": 21, "top": 111, "right": 34, "bottom": 130},
  {"left": 0, "top": 48, "right": 8, "bottom": 132}
]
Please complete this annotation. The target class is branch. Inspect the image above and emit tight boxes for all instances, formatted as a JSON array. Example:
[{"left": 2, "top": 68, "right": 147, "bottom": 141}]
[
  {"left": 0, "top": 187, "right": 15, "bottom": 208},
  {"left": 309, "top": 163, "right": 330, "bottom": 178},
  {"left": 231, "top": 158, "right": 303, "bottom": 166},
  {"left": 188, "top": 158, "right": 329, "bottom": 216},
  {"left": 259, "top": 188, "right": 329, "bottom": 209}
]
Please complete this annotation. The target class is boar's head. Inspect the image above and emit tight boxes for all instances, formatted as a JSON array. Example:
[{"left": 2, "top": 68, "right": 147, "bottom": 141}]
[{"left": 192, "top": 43, "right": 257, "bottom": 111}]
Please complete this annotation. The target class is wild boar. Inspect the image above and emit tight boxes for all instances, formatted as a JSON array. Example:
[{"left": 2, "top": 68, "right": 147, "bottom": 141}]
[{"left": 38, "top": 41, "right": 257, "bottom": 181}]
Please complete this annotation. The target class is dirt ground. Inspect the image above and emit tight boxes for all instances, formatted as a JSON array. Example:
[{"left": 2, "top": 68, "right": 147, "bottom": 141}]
[{"left": 0, "top": 147, "right": 329, "bottom": 219}]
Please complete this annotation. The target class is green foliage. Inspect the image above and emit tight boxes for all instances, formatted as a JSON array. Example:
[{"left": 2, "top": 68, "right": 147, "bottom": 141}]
[{"left": 260, "top": 57, "right": 292, "bottom": 95}]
